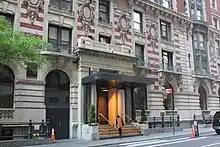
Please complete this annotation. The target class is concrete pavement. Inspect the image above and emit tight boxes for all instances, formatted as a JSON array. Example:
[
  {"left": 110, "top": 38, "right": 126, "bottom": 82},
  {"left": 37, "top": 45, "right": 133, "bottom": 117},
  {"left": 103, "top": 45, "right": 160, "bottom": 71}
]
[{"left": 26, "top": 127, "right": 215, "bottom": 147}]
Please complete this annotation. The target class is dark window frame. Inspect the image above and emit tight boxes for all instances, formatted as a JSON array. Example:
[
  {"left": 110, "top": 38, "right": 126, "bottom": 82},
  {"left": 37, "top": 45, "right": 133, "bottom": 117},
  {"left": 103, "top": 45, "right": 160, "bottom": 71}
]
[
  {"left": 160, "top": 20, "right": 171, "bottom": 41},
  {"left": 0, "top": 66, "right": 15, "bottom": 108},
  {"left": 48, "top": 24, "right": 72, "bottom": 50},
  {"left": 135, "top": 44, "right": 145, "bottom": 66},
  {"left": 99, "top": 0, "right": 110, "bottom": 23},
  {"left": 99, "top": 35, "right": 111, "bottom": 44},
  {"left": 49, "top": 0, "right": 73, "bottom": 11},
  {"left": 162, "top": 50, "right": 173, "bottom": 71},
  {"left": 0, "top": 13, "right": 14, "bottom": 26},
  {"left": 133, "top": 11, "right": 143, "bottom": 33},
  {"left": 26, "top": 63, "right": 38, "bottom": 78}
]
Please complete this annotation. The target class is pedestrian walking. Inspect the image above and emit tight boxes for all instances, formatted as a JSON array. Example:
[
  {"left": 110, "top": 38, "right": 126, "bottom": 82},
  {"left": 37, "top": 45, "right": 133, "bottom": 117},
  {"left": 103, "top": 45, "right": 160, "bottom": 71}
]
[{"left": 116, "top": 114, "right": 124, "bottom": 139}]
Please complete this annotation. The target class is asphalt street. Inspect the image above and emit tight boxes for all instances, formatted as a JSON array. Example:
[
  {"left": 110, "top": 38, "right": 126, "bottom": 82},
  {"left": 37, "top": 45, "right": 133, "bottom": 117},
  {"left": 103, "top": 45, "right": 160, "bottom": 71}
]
[{"left": 104, "top": 134, "right": 220, "bottom": 147}]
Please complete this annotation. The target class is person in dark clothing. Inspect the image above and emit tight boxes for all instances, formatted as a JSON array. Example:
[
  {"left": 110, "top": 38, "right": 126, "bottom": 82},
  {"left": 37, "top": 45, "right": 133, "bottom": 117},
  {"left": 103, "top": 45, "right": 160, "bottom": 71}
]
[{"left": 116, "top": 114, "right": 124, "bottom": 139}]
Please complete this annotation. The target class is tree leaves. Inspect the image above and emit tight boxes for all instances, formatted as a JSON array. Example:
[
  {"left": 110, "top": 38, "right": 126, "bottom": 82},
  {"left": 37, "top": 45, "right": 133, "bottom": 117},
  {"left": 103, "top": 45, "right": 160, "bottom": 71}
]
[{"left": 0, "top": 16, "right": 48, "bottom": 69}]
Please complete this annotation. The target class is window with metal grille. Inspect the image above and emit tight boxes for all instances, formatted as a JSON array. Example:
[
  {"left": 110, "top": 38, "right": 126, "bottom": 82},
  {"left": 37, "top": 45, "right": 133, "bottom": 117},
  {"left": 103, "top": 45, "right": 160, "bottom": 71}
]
[
  {"left": 48, "top": 25, "right": 72, "bottom": 51},
  {"left": 133, "top": 11, "right": 142, "bottom": 33},
  {"left": 50, "top": 0, "right": 72, "bottom": 11},
  {"left": 99, "top": 0, "right": 110, "bottom": 23},
  {"left": 160, "top": 20, "right": 171, "bottom": 41}
]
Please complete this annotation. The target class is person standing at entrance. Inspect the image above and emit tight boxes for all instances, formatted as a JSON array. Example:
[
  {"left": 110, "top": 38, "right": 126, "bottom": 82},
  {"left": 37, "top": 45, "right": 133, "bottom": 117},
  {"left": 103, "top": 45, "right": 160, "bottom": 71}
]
[{"left": 116, "top": 114, "right": 124, "bottom": 139}]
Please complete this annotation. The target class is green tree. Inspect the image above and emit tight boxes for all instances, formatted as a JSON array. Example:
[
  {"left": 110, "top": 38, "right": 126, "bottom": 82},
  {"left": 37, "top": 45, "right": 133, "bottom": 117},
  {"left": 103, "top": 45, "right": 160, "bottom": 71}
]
[{"left": 0, "top": 16, "right": 48, "bottom": 69}]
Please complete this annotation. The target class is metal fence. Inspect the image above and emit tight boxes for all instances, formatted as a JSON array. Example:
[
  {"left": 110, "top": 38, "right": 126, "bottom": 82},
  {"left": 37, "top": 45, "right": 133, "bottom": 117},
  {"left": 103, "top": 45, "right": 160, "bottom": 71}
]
[
  {"left": 0, "top": 119, "right": 51, "bottom": 141},
  {"left": 148, "top": 115, "right": 180, "bottom": 128},
  {"left": 193, "top": 114, "right": 212, "bottom": 125}
]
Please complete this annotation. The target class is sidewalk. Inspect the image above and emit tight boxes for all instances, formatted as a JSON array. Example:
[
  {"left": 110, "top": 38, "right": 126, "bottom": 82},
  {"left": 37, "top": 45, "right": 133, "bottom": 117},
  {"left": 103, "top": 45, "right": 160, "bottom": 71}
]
[{"left": 28, "top": 127, "right": 214, "bottom": 147}]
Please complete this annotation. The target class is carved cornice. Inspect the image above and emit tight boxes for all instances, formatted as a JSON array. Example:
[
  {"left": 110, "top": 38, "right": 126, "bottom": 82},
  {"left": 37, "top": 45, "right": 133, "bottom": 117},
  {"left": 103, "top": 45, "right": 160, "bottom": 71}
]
[
  {"left": 77, "top": 48, "right": 135, "bottom": 63},
  {"left": 135, "top": 0, "right": 192, "bottom": 25}
]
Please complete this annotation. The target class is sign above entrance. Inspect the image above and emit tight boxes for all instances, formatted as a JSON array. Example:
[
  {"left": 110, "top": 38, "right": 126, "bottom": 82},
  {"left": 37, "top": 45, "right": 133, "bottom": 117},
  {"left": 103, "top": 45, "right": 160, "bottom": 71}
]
[{"left": 166, "top": 89, "right": 172, "bottom": 93}]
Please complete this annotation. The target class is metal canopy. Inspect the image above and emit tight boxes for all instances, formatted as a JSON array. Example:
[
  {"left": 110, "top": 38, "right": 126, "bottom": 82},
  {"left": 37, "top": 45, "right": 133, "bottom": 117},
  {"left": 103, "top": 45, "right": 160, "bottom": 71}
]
[{"left": 82, "top": 72, "right": 154, "bottom": 85}]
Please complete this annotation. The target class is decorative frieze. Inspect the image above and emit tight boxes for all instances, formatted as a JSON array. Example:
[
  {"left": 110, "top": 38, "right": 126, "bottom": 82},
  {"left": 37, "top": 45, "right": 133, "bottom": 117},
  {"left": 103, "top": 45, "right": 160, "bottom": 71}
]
[
  {"left": 78, "top": 0, "right": 95, "bottom": 34},
  {"left": 22, "top": 0, "right": 44, "bottom": 24},
  {"left": 117, "top": 12, "right": 131, "bottom": 42}
]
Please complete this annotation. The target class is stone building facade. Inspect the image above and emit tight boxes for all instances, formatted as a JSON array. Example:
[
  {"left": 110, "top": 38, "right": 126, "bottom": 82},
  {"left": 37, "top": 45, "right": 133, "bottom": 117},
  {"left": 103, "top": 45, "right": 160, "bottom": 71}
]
[{"left": 0, "top": 0, "right": 220, "bottom": 140}]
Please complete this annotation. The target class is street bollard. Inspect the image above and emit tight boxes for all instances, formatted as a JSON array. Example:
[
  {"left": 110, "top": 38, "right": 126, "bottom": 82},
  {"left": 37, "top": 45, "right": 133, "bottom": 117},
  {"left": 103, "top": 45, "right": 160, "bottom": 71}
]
[
  {"left": 177, "top": 114, "right": 180, "bottom": 127},
  {"left": 193, "top": 120, "right": 199, "bottom": 137},
  {"left": 162, "top": 115, "right": 164, "bottom": 128},
  {"left": 0, "top": 123, "right": 2, "bottom": 141},
  {"left": 29, "top": 120, "right": 33, "bottom": 139},
  {"left": 46, "top": 119, "right": 50, "bottom": 138}
]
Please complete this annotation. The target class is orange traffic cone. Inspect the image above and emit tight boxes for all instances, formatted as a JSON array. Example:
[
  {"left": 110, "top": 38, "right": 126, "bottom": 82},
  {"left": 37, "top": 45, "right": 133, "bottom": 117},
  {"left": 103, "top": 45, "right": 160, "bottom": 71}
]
[
  {"left": 51, "top": 128, "right": 56, "bottom": 143},
  {"left": 191, "top": 126, "right": 195, "bottom": 138}
]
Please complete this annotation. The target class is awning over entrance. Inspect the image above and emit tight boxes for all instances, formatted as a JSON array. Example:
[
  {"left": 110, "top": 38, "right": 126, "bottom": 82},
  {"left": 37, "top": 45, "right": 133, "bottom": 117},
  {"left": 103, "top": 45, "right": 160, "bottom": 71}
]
[{"left": 82, "top": 72, "right": 154, "bottom": 85}]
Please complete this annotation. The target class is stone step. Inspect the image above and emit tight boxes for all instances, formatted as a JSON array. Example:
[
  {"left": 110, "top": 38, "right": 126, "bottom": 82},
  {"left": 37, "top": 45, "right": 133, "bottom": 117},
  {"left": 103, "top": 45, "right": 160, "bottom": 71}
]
[
  {"left": 100, "top": 132, "right": 143, "bottom": 139},
  {"left": 98, "top": 124, "right": 142, "bottom": 139},
  {"left": 99, "top": 129, "right": 141, "bottom": 136}
]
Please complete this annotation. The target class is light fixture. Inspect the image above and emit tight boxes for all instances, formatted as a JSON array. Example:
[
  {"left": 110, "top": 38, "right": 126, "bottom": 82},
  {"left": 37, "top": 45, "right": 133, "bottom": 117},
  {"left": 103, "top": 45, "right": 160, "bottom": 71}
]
[
  {"left": 101, "top": 89, "right": 109, "bottom": 92},
  {"left": 101, "top": 87, "right": 109, "bottom": 92}
]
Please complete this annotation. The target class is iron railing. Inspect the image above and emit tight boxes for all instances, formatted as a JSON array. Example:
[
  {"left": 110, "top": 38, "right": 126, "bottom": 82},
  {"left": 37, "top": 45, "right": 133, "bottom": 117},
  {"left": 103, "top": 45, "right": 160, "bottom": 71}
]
[
  {"left": 148, "top": 115, "right": 180, "bottom": 128},
  {"left": 0, "top": 119, "right": 51, "bottom": 141},
  {"left": 193, "top": 114, "right": 212, "bottom": 125},
  {"left": 42, "top": 44, "right": 75, "bottom": 55}
]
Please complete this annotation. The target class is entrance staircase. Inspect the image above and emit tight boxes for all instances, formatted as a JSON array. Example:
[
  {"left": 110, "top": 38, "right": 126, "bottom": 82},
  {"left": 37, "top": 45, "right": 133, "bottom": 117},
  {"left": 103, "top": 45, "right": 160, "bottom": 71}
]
[{"left": 98, "top": 124, "right": 142, "bottom": 139}]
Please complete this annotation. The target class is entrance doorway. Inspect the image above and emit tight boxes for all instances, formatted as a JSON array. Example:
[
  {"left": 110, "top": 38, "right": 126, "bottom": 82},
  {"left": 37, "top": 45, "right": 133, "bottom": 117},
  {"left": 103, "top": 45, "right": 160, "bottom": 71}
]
[
  {"left": 198, "top": 86, "right": 207, "bottom": 110},
  {"left": 45, "top": 69, "right": 70, "bottom": 139},
  {"left": 97, "top": 81, "right": 125, "bottom": 125}
]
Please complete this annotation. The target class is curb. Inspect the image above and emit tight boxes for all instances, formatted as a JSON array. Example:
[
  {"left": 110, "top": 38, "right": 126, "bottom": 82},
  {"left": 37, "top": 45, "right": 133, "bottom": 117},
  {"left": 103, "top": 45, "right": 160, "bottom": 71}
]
[{"left": 88, "top": 131, "right": 215, "bottom": 147}]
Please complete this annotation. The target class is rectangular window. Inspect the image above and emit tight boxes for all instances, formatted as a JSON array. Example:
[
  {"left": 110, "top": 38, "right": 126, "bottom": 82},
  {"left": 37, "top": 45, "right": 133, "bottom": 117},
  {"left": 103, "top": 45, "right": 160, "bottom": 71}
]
[
  {"left": 202, "top": 59, "right": 207, "bottom": 71},
  {"left": 188, "top": 53, "right": 191, "bottom": 67},
  {"left": 196, "top": 9, "right": 202, "bottom": 20},
  {"left": 48, "top": 25, "right": 72, "bottom": 50},
  {"left": 99, "top": 0, "right": 110, "bottom": 23},
  {"left": 162, "top": 50, "right": 173, "bottom": 71},
  {"left": 162, "top": 0, "right": 172, "bottom": 9},
  {"left": 218, "top": 64, "right": 220, "bottom": 74},
  {"left": 213, "top": 17, "right": 218, "bottom": 29},
  {"left": 50, "top": 0, "right": 72, "bottom": 11},
  {"left": 26, "top": 63, "right": 37, "bottom": 78},
  {"left": 0, "top": 13, "right": 14, "bottom": 26},
  {"left": 160, "top": 20, "right": 171, "bottom": 41},
  {"left": 215, "top": 40, "right": 220, "bottom": 56},
  {"left": 135, "top": 44, "right": 145, "bottom": 66},
  {"left": 211, "top": 0, "right": 216, "bottom": 9},
  {"left": 198, "top": 33, "right": 205, "bottom": 49},
  {"left": 133, "top": 11, "right": 142, "bottom": 33},
  {"left": 99, "top": 35, "right": 111, "bottom": 44}
]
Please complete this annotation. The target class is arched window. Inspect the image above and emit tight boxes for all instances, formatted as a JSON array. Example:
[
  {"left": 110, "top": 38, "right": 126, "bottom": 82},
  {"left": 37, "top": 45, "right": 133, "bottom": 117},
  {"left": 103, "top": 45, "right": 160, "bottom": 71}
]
[
  {"left": 198, "top": 86, "right": 207, "bottom": 110},
  {"left": 0, "top": 66, "right": 15, "bottom": 108}
]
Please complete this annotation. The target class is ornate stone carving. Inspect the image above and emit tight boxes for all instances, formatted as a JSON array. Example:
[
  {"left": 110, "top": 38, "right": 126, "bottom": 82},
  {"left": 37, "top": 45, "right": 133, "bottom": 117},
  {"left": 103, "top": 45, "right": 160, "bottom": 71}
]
[
  {"left": 127, "top": 0, "right": 132, "bottom": 10},
  {"left": 117, "top": 12, "right": 131, "bottom": 42},
  {"left": 22, "top": 0, "right": 44, "bottom": 24},
  {"left": 78, "top": 0, "right": 95, "bottom": 34},
  {"left": 147, "top": 22, "right": 158, "bottom": 50}
]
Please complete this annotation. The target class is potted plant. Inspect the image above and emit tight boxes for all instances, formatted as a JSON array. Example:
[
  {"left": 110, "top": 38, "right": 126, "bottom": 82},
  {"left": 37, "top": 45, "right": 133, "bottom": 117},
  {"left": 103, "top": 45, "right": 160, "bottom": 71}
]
[
  {"left": 89, "top": 105, "right": 97, "bottom": 126},
  {"left": 82, "top": 105, "right": 99, "bottom": 140},
  {"left": 139, "top": 108, "right": 149, "bottom": 135}
]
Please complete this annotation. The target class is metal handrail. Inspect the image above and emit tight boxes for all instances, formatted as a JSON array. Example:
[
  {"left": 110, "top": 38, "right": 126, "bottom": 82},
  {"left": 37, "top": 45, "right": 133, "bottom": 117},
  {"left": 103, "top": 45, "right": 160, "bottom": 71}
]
[
  {"left": 124, "top": 114, "right": 140, "bottom": 131},
  {"left": 99, "top": 113, "right": 118, "bottom": 136},
  {"left": 99, "top": 113, "right": 111, "bottom": 125}
]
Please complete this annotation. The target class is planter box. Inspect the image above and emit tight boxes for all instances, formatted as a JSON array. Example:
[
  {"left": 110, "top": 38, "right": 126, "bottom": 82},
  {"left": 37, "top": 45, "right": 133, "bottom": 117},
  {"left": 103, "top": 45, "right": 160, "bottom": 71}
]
[
  {"left": 139, "top": 123, "right": 150, "bottom": 135},
  {"left": 82, "top": 124, "right": 99, "bottom": 141}
]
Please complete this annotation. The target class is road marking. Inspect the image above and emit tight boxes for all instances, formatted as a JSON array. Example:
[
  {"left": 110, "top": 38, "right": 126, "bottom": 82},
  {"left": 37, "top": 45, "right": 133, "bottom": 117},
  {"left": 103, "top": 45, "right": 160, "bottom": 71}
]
[
  {"left": 120, "top": 137, "right": 189, "bottom": 147},
  {"left": 201, "top": 142, "right": 220, "bottom": 147},
  {"left": 146, "top": 137, "right": 207, "bottom": 147}
]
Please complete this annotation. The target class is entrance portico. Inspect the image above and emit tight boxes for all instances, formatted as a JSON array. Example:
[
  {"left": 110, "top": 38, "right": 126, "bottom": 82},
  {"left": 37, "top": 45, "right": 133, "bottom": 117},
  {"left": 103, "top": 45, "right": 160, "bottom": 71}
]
[{"left": 82, "top": 72, "right": 154, "bottom": 125}]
